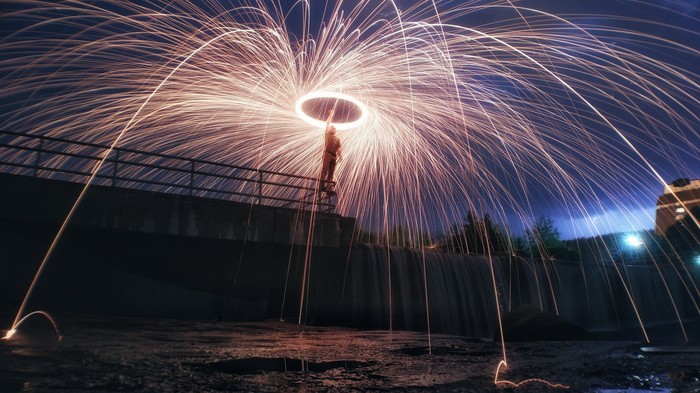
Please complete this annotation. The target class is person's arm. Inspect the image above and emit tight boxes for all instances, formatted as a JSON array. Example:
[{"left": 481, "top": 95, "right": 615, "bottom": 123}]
[{"left": 326, "top": 108, "right": 335, "bottom": 131}]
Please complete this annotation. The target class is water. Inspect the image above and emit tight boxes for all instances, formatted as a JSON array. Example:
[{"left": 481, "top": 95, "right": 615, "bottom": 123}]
[{"left": 1, "top": 315, "right": 698, "bottom": 392}]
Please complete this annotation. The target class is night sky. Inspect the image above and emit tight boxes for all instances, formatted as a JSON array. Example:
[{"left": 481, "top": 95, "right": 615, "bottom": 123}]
[
  {"left": 0, "top": 0, "right": 698, "bottom": 240},
  {"left": 514, "top": 0, "right": 699, "bottom": 237}
]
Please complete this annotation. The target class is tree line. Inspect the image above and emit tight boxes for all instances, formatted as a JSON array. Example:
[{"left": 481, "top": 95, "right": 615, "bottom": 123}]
[{"left": 355, "top": 206, "right": 700, "bottom": 263}]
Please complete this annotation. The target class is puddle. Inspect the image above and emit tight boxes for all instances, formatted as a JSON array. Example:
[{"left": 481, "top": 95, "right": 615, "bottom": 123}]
[
  {"left": 596, "top": 372, "right": 674, "bottom": 393},
  {"left": 200, "top": 357, "right": 373, "bottom": 375},
  {"left": 398, "top": 346, "right": 493, "bottom": 357},
  {"left": 640, "top": 346, "right": 700, "bottom": 354},
  {"left": 595, "top": 388, "right": 673, "bottom": 393}
]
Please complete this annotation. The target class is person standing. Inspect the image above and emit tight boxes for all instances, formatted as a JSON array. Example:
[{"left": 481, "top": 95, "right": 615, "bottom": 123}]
[{"left": 320, "top": 109, "right": 342, "bottom": 193}]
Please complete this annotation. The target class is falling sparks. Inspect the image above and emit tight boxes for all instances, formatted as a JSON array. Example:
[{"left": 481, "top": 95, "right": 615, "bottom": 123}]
[
  {"left": 1, "top": 0, "right": 698, "bottom": 388},
  {"left": 0, "top": 0, "right": 697, "bottom": 240}
]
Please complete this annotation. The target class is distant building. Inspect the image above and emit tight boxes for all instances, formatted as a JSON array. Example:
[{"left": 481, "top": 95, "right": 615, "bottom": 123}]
[{"left": 655, "top": 178, "right": 700, "bottom": 235}]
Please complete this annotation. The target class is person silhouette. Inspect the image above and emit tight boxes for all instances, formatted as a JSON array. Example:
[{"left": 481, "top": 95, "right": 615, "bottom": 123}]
[{"left": 320, "top": 109, "right": 342, "bottom": 193}]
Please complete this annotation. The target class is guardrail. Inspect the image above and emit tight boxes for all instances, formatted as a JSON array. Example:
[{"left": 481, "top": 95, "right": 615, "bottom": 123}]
[{"left": 0, "top": 130, "right": 335, "bottom": 212}]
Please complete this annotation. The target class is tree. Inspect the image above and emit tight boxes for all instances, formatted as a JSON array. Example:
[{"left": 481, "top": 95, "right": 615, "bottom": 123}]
[
  {"left": 525, "top": 215, "right": 563, "bottom": 258},
  {"left": 510, "top": 235, "right": 527, "bottom": 256},
  {"left": 447, "top": 211, "right": 509, "bottom": 254}
]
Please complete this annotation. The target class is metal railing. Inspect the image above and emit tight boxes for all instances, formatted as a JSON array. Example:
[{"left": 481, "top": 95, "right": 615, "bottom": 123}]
[{"left": 0, "top": 130, "right": 335, "bottom": 212}]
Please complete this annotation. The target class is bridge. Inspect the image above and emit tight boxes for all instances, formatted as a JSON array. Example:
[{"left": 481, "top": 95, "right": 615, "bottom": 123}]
[
  {"left": 0, "top": 129, "right": 336, "bottom": 213},
  {"left": 0, "top": 129, "right": 355, "bottom": 249}
]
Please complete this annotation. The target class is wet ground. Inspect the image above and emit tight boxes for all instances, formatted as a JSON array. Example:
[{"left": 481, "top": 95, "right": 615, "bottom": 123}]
[{"left": 0, "top": 315, "right": 698, "bottom": 392}]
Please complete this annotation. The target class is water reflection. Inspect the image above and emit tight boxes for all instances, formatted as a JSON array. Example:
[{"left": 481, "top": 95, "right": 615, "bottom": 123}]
[{"left": 200, "top": 357, "right": 372, "bottom": 374}]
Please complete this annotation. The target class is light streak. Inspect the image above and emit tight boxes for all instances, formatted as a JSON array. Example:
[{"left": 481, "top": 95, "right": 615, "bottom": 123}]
[
  {"left": 495, "top": 360, "right": 570, "bottom": 389},
  {"left": 3, "top": 311, "right": 62, "bottom": 342},
  {"left": 0, "top": 1, "right": 697, "bottom": 237},
  {"left": 0, "top": 0, "right": 698, "bottom": 387},
  {"left": 295, "top": 91, "right": 368, "bottom": 130}
]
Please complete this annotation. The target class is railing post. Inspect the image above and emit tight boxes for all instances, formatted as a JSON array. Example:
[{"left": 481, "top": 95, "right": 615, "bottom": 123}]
[
  {"left": 190, "top": 160, "right": 195, "bottom": 196},
  {"left": 34, "top": 138, "right": 43, "bottom": 177},
  {"left": 112, "top": 149, "right": 119, "bottom": 187},
  {"left": 257, "top": 171, "right": 263, "bottom": 205}
]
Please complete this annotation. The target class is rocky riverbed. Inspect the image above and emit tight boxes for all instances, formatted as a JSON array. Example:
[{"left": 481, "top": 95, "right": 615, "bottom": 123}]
[{"left": 0, "top": 315, "right": 698, "bottom": 392}]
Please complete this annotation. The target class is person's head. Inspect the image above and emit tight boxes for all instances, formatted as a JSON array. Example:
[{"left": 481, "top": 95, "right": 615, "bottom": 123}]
[{"left": 329, "top": 125, "right": 336, "bottom": 133}]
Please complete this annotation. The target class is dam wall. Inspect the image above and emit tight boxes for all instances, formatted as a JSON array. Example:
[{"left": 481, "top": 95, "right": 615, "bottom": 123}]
[
  {"left": 0, "top": 173, "right": 354, "bottom": 327},
  {"left": 1, "top": 173, "right": 697, "bottom": 341}
]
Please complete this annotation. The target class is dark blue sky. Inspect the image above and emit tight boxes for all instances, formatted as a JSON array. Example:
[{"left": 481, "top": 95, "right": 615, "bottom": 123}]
[
  {"left": 1, "top": 0, "right": 698, "bottom": 239},
  {"left": 263, "top": 0, "right": 699, "bottom": 238}
]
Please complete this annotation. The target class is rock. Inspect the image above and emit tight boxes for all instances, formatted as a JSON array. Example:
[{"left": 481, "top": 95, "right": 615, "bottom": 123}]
[{"left": 495, "top": 304, "right": 596, "bottom": 341}]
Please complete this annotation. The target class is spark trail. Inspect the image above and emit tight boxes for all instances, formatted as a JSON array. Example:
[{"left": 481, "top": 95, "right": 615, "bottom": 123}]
[
  {"left": 1, "top": 0, "right": 698, "bottom": 388},
  {"left": 0, "top": 1, "right": 697, "bottom": 237}
]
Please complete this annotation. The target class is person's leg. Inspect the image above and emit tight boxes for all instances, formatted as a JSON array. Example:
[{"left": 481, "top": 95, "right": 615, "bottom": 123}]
[
  {"left": 328, "top": 159, "right": 336, "bottom": 181},
  {"left": 320, "top": 155, "right": 330, "bottom": 188}
]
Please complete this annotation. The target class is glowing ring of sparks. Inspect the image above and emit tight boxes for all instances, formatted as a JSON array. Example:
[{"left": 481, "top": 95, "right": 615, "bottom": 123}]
[{"left": 295, "top": 91, "right": 368, "bottom": 130}]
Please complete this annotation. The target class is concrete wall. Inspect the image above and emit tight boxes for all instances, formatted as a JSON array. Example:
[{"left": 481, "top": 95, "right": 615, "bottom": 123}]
[
  {"left": 0, "top": 173, "right": 355, "bottom": 247},
  {"left": 0, "top": 218, "right": 352, "bottom": 327},
  {"left": 0, "top": 173, "right": 355, "bottom": 327}
]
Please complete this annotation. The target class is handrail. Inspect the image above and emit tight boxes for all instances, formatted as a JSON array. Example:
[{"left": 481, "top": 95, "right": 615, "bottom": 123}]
[{"left": 0, "top": 130, "right": 336, "bottom": 212}]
